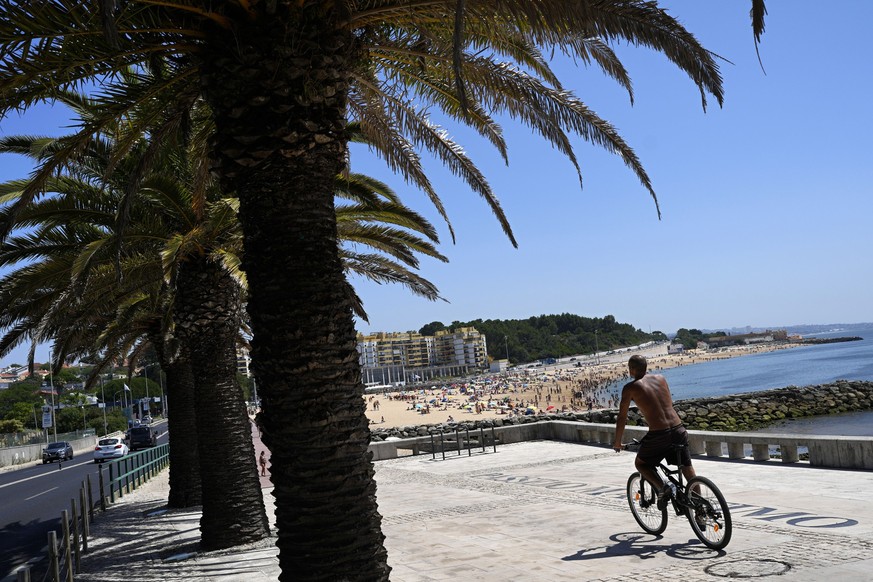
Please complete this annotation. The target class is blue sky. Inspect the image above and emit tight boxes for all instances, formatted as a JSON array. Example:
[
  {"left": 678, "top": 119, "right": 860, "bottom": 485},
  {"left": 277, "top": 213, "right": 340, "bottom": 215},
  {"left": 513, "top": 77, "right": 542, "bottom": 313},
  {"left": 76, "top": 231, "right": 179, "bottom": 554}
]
[
  {"left": 1, "top": 1, "right": 872, "bottom": 366},
  {"left": 351, "top": 1, "right": 873, "bottom": 337}
]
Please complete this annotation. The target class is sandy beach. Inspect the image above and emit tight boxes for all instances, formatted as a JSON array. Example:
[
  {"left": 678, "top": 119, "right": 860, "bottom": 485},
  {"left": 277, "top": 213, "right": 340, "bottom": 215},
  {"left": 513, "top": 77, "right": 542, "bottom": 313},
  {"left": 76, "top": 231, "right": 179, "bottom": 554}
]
[{"left": 364, "top": 342, "right": 801, "bottom": 428}]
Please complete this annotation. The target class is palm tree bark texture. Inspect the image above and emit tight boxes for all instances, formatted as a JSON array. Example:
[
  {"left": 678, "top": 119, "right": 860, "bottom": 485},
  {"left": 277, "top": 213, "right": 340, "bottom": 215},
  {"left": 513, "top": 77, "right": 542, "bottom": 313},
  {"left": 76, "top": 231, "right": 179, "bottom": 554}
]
[
  {"left": 174, "top": 255, "right": 271, "bottom": 549},
  {"left": 162, "top": 355, "right": 203, "bottom": 508},
  {"left": 200, "top": 5, "right": 390, "bottom": 581}
]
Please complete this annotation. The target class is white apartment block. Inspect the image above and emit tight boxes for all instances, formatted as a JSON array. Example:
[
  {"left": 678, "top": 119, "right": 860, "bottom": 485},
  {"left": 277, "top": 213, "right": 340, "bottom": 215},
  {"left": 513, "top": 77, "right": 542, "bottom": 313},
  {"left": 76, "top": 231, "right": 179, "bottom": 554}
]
[
  {"left": 356, "top": 327, "right": 488, "bottom": 370},
  {"left": 236, "top": 347, "right": 252, "bottom": 377}
]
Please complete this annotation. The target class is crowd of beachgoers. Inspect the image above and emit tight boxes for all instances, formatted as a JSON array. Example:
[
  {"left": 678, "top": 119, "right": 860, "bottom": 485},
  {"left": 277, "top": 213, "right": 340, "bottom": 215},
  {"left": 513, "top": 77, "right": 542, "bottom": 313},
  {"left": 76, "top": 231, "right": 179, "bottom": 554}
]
[{"left": 363, "top": 341, "right": 801, "bottom": 428}]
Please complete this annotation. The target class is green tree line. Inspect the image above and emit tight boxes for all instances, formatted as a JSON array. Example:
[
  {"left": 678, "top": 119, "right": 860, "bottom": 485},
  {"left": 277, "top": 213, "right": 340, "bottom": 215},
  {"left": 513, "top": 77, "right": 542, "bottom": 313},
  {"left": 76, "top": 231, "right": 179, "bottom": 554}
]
[
  {"left": 0, "top": 367, "right": 165, "bottom": 434},
  {"left": 421, "top": 314, "right": 667, "bottom": 363}
]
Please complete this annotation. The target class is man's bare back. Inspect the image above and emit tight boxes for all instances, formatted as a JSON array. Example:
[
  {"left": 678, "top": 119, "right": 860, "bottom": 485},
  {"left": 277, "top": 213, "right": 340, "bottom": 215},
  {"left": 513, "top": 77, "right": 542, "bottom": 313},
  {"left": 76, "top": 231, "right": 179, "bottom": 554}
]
[{"left": 621, "top": 374, "right": 682, "bottom": 431}]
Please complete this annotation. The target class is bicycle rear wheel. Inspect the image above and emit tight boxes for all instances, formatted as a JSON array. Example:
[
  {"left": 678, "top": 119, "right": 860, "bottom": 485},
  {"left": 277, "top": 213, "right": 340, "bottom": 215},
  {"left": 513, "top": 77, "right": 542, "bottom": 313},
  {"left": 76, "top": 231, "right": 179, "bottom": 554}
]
[
  {"left": 686, "top": 476, "right": 732, "bottom": 550},
  {"left": 626, "top": 472, "right": 667, "bottom": 534}
]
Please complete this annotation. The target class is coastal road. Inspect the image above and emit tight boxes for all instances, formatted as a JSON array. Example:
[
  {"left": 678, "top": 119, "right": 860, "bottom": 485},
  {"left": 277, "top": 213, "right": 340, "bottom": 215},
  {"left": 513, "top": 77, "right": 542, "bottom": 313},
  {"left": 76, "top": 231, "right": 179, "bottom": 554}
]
[{"left": 0, "top": 425, "right": 168, "bottom": 581}]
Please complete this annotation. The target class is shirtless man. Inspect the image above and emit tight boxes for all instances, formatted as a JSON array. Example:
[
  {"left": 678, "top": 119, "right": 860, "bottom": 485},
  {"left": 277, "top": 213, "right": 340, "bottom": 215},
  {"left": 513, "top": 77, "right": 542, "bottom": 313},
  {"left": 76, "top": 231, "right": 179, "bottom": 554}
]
[{"left": 613, "top": 355, "right": 696, "bottom": 507}]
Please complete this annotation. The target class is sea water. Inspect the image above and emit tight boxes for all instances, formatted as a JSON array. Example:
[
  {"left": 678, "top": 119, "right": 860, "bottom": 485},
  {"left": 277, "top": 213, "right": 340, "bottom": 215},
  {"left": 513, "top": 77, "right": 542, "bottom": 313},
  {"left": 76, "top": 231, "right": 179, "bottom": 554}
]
[{"left": 656, "top": 326, "right": 873, "bottom": 436}]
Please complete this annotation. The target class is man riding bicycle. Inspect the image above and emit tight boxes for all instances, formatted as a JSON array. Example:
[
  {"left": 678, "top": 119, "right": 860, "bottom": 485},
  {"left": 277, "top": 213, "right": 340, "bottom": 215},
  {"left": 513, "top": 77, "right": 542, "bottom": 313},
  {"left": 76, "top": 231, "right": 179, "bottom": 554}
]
[{"left": 613, "top": 355, "right": 696, "bottom": 509}]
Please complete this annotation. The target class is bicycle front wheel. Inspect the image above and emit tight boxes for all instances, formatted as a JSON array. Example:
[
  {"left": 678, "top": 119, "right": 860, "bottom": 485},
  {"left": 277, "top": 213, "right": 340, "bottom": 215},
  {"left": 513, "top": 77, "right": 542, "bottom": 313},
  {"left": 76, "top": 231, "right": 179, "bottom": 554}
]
[
  {"left": 626, "top": 472, "right": 667, "bottom": 535},
  {"left": 686, "top": 476, "right": 732, "bottom": 550}
]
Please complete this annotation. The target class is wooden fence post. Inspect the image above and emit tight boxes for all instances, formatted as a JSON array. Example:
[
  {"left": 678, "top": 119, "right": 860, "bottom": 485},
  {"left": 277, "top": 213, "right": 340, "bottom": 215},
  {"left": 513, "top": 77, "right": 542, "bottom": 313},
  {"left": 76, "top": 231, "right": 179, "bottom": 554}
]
[
  {"left": 69, "top": 500, "right": 80, "bottom": 575},
  {"left": 47, "top": 530, "right": 60, "bottom": 582},
  {"left": 61, "top": 509, "right": 73, "bottom": 582},
  {"left": 99, "top": 463, "right": 106, "bottom": 511},
  {"left": 86, "top": 474, "right": 95, "bottom": 522},
  {"left": 80, "top": 487, "right": 89, "bottom": 552}
]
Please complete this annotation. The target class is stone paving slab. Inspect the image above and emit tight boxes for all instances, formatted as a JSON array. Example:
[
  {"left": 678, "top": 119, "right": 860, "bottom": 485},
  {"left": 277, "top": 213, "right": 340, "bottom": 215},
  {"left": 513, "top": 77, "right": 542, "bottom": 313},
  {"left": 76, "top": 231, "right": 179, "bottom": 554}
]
[{"left": 75, "top": 440, "right": 873, "bottom": 581}]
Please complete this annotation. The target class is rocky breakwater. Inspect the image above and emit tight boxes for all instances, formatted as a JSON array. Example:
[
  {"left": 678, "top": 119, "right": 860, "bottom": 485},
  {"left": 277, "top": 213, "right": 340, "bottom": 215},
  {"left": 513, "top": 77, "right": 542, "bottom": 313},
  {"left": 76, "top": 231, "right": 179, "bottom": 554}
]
[
  {"left": 368, "top": 381, "right": 873, "bottom": 440},
  {"left": 673, "top": 380, "right": 873, "bottom": 432}
]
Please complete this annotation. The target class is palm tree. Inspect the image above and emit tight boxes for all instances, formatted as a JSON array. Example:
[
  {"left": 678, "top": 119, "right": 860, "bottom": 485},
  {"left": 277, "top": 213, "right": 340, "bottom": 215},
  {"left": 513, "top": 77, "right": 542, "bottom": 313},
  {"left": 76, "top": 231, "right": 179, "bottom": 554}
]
[
  {"left": 0, "top": 130, "right": 448, "bottom": 550},
  {"left": 0, "top": 2, "right": 767, "bottom": 578}
]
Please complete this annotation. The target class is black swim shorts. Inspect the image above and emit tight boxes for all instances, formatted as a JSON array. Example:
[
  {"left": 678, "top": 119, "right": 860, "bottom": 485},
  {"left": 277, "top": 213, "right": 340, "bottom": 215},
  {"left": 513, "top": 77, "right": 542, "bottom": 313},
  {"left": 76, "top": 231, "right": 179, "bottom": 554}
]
[{"left": 637, "top": 424, "right": 691, "bottom": 468}]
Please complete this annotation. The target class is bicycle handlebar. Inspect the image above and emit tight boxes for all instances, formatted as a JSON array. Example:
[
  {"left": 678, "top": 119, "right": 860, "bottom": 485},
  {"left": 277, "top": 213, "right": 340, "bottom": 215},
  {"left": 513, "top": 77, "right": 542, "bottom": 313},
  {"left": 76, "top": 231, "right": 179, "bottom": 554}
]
[{"left": 619, "top": 438, "right": 641, "bottom": 452}]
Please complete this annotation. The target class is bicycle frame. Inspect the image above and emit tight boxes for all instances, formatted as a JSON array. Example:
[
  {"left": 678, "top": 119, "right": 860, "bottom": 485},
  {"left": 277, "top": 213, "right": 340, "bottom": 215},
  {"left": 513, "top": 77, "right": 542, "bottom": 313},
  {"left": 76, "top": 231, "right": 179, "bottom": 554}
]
[
  {"left": 654, "top": 461, "right": 692, "bottom": 515},
  {"left": 623, "top": 440, "right": 733, "bottom": 549}
]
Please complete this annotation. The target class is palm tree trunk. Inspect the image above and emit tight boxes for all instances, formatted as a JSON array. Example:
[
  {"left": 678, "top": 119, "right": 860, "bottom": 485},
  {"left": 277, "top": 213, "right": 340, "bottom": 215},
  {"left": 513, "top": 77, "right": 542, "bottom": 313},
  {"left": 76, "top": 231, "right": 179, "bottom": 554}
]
[
  {"left": 174, "top": 256, "right": 270, "bottom": 549},
  {"left": 200, "top": 7, "right": 390, "bottom": 581},
  {"left": 162, "top": 355, "right": 202, "bottom": 508}
]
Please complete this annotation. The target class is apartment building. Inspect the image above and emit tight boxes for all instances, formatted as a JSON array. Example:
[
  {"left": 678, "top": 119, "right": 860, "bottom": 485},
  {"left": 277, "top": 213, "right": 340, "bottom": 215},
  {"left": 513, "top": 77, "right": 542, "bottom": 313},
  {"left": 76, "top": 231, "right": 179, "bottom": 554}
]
[
  {"left": 356, "top": 327, "right": 488, "bottom": 371},
  {"left": 236, "top": 347, "right": 252, "bottom": 377},
  {"left": 432, "top": 327, "right": 488, "bottom": 367}
]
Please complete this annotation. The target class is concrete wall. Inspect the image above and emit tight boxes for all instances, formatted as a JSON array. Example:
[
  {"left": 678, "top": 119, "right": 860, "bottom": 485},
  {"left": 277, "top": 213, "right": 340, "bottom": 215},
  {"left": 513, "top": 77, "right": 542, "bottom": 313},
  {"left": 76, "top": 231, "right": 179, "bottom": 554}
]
[
  {"left": 0, "top": 434, "right": 108, "bottom": 468},
  {"left": 369, "top": 420, "right": 873, "bottom": 470}
]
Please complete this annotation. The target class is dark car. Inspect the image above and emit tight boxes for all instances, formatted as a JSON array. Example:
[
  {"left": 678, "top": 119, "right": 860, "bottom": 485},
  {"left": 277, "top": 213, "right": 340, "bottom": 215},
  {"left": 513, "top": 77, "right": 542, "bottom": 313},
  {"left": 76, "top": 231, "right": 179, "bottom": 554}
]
[
  {"left": 42, "top": 441, "right": 74, "bottom": 463},
  {"left": 126, "top": 426, "right": 157, "bottom": 451}
]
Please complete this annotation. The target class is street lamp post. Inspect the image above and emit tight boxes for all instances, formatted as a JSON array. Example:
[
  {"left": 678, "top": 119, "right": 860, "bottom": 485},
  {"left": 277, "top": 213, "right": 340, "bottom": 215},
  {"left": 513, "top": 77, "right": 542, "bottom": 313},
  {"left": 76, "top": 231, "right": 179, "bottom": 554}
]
[
  {"left": 100, "top": 376, "right": 107, "bottom": 435},
  {"left": 49, "top": 348, "right": 58, "bottom": 442},
  {"left": 160, "top": 371, "right": 166, "bottom": 416},
  {"left": 114, "top": 386, "right": 131, "bottom": 411},
  {"left": 143, "top": 364, "right": 153, "bottom": 417},
  {"left": 594, "top": 330, "right": 600, "bottom": 365},
  {"left": 33, "top": 405, "right": 48, "bottom": 445},
  {"left": 504, "top": 335, "right": 509, "bottom": 362}
]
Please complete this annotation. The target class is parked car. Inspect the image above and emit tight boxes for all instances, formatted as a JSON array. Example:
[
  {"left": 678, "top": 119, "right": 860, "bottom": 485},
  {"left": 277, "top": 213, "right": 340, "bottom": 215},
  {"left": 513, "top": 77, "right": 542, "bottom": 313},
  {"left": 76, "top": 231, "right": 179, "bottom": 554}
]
[
  {"left": 126, "top": 426, "right": 157, "bottom": 451},
  {"left": 93, "top": 437, "right": 129, "bottom": 463},
  {"left": 42, "top": 441, "right": 73, "bottom": 464}
]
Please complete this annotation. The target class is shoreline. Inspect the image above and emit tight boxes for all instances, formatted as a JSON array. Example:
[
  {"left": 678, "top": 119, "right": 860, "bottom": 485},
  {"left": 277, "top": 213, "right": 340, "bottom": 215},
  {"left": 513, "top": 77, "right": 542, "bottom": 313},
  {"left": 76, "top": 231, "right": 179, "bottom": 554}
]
[{"left": 364, "top": 341, "right": 802, "bottom": 429}]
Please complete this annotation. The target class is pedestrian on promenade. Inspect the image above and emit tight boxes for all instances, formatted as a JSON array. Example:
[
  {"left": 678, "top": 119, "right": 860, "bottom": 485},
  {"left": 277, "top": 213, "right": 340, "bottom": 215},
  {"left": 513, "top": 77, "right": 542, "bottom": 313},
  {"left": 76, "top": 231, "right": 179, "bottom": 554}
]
[{"left": 259, "top": 450, "right": 268, "bottom": 476}]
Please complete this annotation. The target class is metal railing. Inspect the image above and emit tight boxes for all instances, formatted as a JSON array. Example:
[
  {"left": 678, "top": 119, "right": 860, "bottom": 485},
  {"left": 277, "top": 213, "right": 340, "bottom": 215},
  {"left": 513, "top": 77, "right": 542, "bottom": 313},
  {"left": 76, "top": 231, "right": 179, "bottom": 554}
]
[
  {"left": 428, "top": 425, "right": 500, "bottom": 460},
  {"left": 99, "top": 443, "right": 170, "bottom": 505}
]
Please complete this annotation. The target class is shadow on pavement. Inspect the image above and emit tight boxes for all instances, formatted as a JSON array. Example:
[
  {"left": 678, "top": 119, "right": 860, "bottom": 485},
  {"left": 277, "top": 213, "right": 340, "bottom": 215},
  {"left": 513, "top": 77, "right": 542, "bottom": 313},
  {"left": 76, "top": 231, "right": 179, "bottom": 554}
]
[{"left": 562, "top": 532, "right": 725, "bottom": 562}]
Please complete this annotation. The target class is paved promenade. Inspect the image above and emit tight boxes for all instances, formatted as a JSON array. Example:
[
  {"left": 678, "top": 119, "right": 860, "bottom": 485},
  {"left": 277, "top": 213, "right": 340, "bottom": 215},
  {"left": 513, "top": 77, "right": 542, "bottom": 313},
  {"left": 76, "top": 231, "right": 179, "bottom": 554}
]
[{"left": 76, "top": 440, "right": 873, "bottom": 581}]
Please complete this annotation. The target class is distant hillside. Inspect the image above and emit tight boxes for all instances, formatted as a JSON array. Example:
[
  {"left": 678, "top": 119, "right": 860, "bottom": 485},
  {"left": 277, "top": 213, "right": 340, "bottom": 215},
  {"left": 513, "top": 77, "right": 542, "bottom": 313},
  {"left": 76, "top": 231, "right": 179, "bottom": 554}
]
[{"left": 419, "top": 314, "right": 662, "bottom": 363}]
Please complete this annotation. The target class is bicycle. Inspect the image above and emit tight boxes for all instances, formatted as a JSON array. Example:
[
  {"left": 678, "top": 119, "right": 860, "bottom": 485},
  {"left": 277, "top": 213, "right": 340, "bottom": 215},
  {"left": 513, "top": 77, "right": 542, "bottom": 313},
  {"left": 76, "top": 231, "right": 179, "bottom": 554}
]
[{"left": 623, "top": 439, "right": 732, "bottom": 550}]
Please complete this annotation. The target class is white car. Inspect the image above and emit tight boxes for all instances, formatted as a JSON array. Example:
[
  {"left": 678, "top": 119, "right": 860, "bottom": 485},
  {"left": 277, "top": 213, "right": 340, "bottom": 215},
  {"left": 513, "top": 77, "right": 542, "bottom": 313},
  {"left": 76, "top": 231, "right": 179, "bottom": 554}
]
[{"left": 93, "top": 437, "right": 129, "bottom": 463}]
